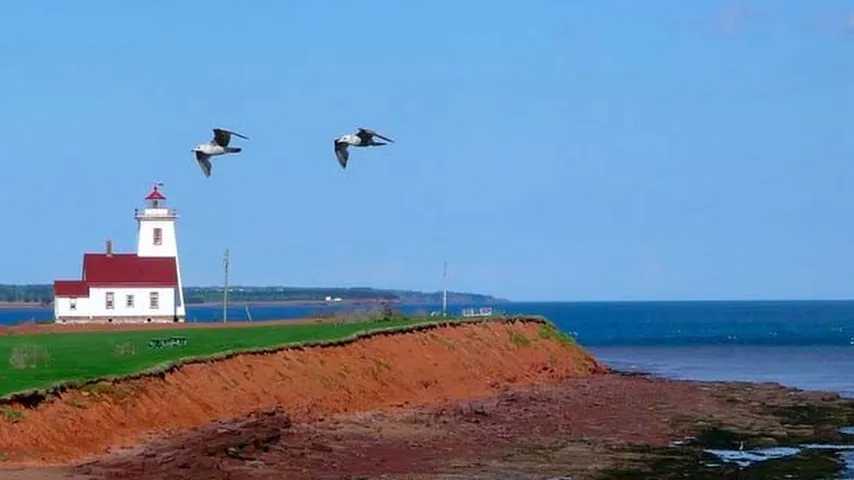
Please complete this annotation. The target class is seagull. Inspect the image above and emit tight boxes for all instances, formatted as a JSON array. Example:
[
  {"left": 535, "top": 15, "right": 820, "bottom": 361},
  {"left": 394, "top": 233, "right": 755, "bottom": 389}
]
[
  {"left": 334, "top": 128, "right": 394, "bottom": 169},
  {"left": 192, "top": 128, "right": 249, "bottom": 177}
]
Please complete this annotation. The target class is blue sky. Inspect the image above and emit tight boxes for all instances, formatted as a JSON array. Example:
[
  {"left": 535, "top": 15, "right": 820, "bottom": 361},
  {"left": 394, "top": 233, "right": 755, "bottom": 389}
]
[{"left": 2, "top": 2, "right": 853, "bottom": 301}]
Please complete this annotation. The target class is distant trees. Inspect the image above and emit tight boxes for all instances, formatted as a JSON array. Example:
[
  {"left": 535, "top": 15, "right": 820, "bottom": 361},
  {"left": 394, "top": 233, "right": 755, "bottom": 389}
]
[
  {"left": 0, "top": 284, "right": 503, "bottom": 306},
  {"left": 0, "top": 285, "right": 53, "bottom": 304},
  {"left": 182, "top": 287, "right": 502, "bottom": 305},
  {"left": 182, "top": 286, "right": 400, "bottom": 304}
]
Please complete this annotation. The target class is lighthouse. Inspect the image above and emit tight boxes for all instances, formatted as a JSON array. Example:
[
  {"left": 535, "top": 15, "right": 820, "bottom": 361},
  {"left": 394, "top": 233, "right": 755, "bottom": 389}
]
[
  {"left": 135, "top": 184, "right": 186, "bottom": 317},
  {"left": 53, "top": 184, "right": 186, "bottom": 324}
]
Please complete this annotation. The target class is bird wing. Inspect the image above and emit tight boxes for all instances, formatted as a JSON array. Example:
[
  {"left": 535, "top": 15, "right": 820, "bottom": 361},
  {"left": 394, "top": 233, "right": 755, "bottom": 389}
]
[
  {"left": 212, "top": 128, "right": 248, "bottom": 147},
  {"left": 372, "top": 131, "right": 394, "bottom": 143},
  {"left": 357, "top": 128, "right": 394, "bottom": 143},
  {"left": 195, "top": 151, "right": 212, "bottom": 177},
  {"left": 212, "top": 129, "right": 232, "bottom": 147},
  {"left": 334, "top": 141, "right": 349, "bottom": 169},
  {"left": 356, "top": 128, "right": 373, "bottom": 143}
]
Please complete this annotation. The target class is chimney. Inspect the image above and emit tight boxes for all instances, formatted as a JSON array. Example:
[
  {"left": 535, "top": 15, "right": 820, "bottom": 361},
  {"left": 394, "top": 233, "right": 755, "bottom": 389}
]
[{"left": 106, "top": 240, "right": 113, "bottom": 257}]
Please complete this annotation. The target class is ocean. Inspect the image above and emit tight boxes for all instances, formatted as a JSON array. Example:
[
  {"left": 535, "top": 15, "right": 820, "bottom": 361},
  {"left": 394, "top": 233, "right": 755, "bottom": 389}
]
[{"left": 2, "top": 300, "right": 853, "bottom": 397}]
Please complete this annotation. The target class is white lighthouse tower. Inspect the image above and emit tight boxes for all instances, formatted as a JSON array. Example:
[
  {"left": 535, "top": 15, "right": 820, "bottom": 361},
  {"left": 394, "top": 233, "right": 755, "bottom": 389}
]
[
  {"left": 135, "top": 184, "right": 186, "bottom": 318},
  {"left": 136, "top": 184, "right": 179, "bottom": 257}
]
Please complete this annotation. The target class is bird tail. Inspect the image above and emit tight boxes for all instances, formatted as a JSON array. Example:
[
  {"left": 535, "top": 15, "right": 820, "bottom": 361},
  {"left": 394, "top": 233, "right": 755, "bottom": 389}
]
[
  {"left": 225, "top": 147, "right": 242, "bottom": 153},
  {"left": 370, "top": 141, "right": 387, "bottom": 146}
]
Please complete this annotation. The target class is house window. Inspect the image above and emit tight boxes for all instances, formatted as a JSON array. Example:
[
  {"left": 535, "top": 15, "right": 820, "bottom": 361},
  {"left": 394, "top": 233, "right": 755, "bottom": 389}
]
[
  {"left": 106, "top": 292, "right": 114, "bottom": 310},
  {"left": 126, "top": 294, "right": 135, "bottom": 308},
  {"left": 150, "top": 291, "right": 159, "bottom": 310},
  {"left": 69, "top": 299, "right": 77, "bottom": 311},
  {"left": 153, "top": 228, "right": 163, "bottom": 246}
]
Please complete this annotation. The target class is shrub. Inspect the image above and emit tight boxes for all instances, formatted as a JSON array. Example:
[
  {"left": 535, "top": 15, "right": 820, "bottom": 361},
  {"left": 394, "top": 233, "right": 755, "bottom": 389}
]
[
  {"left": 537, "top": 324, "right": 576, "bottom": 346},
  {"left": 66, "top": 398, "right": 87, "bottom": 409},
  {"left": 78, "top": 382, "right": 132, "bottom": 402},
  {"left": 9, "top": 345, "right": 51, "bottom": 369},
  {"left": 509, "top": 331, "right": 531, "bottom": 348},
  {"left": 113, "top": 341, "right": 137, "bottom": 357},
  {"left": 0, "top": 407, "right": 23, "bottom": 423},
  {"left": 81, "top": 382, "right": 119, "bottom": 396}
]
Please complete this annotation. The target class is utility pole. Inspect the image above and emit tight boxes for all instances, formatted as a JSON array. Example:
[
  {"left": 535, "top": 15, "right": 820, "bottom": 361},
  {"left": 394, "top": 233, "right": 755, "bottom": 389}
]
[
  {"left": 442, "top": 261, "right": 448, "bottom": 317},
  {"left": 223, "top": 249, "right": 230, "bottom": 323}
]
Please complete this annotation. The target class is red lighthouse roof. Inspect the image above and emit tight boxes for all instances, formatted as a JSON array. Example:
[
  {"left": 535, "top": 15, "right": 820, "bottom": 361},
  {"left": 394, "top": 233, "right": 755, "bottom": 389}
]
[
  {"left": 54, "top": 280, "right": 90, "bottom": 297},
  {"left": 83, "top": 254, "right": 178, "bottom": 286},
  {"left": 53, "top": 254, "right": 178, "bottom": 298},
  {"left": 53, "top": 253, "right": 178, "bottom": 298},
  {"left": 145, "top": 185, "right": 166, "bottom": 201}
]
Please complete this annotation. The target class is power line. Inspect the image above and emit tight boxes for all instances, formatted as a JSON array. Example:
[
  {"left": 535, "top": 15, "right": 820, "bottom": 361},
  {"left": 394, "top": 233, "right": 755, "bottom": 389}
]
[
  {"left": 223, "top": 249, "right": 230, "bottom": 323},
  {"left": 442, "top": 260, "right": 448, "bottom": 317}
]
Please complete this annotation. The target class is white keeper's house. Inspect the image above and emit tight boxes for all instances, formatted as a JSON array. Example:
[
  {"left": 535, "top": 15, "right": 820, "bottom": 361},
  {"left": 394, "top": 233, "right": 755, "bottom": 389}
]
[{"left": 53, "top": 185, "right": 186, "bottom": 323}]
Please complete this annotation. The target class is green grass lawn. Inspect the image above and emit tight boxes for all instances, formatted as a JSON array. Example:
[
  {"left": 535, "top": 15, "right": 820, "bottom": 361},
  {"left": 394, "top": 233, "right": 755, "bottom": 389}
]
[{"left": 0, "top": 317, "right": 436, "bottom": 399}]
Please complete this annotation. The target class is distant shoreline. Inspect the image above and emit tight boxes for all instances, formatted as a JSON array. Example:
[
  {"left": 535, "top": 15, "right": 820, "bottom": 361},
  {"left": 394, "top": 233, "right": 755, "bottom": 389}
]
[
  {"left": 0, "top": 302, "right": 47, "bottom": 309},
  {"left": 0, "top": 298, "right": 499, "bottom": 311},
  {"left": 0, "top": 299, "right": 386, "bottom": 310},
  {"left": 189, "top": 298, "right": 396, "bottom": 307}
]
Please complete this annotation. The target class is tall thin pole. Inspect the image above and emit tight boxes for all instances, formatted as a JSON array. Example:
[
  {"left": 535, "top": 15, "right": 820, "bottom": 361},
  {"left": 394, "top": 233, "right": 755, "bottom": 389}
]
[
  {"left": 442, "top": 261, "right": 448, "bottom": 317},
  {"left": 223, "top": 249, "right": 230, "bottom": 323}
]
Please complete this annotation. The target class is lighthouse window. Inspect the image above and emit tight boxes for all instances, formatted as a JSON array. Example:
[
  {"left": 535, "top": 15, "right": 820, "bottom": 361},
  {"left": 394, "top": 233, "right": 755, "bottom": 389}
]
[
  {"left": 69, "top": 299, "right": 77, "bottom": 311},
  {"left": 126, "top": 294, "right": 135, "bottom": 308},
  {"left": 106, "top": 292, "right": 115, "bottom": 310},
  {"left": 150, "top": 292, "right": 160, "bottom": 310},
  {"left": 153, "top": 228, "right": 163, "bottom": 246}
]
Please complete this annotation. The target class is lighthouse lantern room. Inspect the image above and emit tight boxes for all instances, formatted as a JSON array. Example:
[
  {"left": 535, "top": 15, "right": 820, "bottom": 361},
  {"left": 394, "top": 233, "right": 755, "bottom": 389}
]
[{"left": 53, "top": 184, "right": 186, "bottom": 324}]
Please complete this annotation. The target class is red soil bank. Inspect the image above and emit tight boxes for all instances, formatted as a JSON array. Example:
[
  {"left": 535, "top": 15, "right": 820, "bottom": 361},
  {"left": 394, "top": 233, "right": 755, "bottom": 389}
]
[{"left": 0, "top": 320, "right": 605, "bottom": 464}]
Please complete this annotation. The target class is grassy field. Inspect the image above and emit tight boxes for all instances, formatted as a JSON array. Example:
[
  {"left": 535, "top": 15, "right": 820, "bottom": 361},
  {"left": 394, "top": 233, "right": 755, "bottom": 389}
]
[{"left": 0, "top": 317, "right": 438, "bottom": 399}]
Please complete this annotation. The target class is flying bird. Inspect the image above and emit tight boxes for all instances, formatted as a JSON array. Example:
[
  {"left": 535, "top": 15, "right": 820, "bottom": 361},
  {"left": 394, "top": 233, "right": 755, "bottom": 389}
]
[
  {"left": 334, "top": 128, "right": 394, "bottom": 169},
  {"left": 192, "top": 128, "right": 249, "bottom": 177}
]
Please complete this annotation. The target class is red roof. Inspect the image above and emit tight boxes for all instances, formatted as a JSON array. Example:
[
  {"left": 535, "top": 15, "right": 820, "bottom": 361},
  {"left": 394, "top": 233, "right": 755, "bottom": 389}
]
[
  {"left": 54, "top": 280, "right": 90, "bottom": 297},
  {"left": 54, "top": 254, "right": 178, "bottom": 297},
  {"left": 145, "top": 186, "right": 166, "bottom": 201},
  {"left": 83, "top": 254, "right": 178, "bottom": 286}
]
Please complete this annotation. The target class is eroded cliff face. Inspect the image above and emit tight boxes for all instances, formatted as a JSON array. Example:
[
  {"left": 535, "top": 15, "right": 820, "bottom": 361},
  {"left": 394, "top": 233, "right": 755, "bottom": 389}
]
[{"left": 0, "top": 319, "right": 605, "bottom": 464}]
